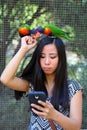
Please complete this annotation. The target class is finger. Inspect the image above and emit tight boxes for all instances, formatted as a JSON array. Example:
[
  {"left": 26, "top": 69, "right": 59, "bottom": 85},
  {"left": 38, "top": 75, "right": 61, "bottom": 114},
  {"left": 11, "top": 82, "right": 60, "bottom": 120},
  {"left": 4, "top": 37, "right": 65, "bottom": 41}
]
[
  {"left": 32, "top": 108, "right": 42, "bottom": 115},
  {"left": 46, "top": 100, "right": 51, "bottom": 105},
  {"left": 32, "top": 108, "right": 46, "bottom": 118},
  {"left": 21, "top": 36, "right": 31, "bottom": 45},
  {"left": 31, "top": 103, "right": 45, "bottom": 112},
  {"left": 28, "top": 38, "right": 37, "bottom": 46},
  {"left": 27, "top": 37, "right": 33, "bottom": 44},
  {"left": 38, "top": 100, "right": 52, "bottom": 109},
  {"left": 38, "top": 100, "right": 46, "bottom": 107},
  {"left": 32, "top": 108, "right": 48, "bottom": 120}
]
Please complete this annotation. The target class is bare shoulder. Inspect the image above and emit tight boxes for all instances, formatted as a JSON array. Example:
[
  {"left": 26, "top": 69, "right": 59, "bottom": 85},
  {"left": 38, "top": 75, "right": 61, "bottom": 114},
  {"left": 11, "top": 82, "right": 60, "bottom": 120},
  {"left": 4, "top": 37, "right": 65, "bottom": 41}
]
[
  {"left": 68, "top": 79, "right": 83, "bottom": 102},
  {"left": 71, "top": 90, "right": 82, "bottom": 104}
]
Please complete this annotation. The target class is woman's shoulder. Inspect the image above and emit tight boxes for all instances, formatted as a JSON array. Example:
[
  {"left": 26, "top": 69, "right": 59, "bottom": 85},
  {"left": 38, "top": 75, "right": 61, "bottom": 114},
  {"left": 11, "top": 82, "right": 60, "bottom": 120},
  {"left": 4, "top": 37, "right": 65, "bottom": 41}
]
[{"left": 67, "top": 79, "right": 83, "bottom": 101}]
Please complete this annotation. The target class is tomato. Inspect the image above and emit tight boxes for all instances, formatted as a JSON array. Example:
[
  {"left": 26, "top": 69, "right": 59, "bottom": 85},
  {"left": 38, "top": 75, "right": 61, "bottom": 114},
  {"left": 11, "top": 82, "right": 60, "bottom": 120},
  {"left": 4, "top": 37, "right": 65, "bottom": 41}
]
[
  {"left": 44, "top": 28, "right": 51, "bottom": 35},
  {"left": 18, "top": 27, "right": 29, "bottom": 35}
]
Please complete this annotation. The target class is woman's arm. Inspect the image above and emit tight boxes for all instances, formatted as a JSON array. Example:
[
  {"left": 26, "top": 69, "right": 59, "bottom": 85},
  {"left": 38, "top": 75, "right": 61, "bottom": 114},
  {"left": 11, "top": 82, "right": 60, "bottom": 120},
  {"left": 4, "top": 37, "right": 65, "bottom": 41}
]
[
  {"left": 0, "top": 36, "right": 37, "bottom": 92},
  {"left": 52, "top": 90, "right": 82, "bottom": 130}
]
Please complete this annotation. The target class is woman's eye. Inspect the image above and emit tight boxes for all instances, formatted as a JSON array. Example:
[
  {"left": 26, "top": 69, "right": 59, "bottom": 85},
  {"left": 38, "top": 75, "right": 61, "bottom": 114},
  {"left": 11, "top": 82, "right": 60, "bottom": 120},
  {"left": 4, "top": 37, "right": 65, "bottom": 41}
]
[
  {"left": 40, "top": 54, "right": 57, "bottom": 59},
  {"left": 40, "top": 55, "right": 45, "bottom": 58},
  {"left": 50, "top": 55, "right": 57, "bottom": 59}
]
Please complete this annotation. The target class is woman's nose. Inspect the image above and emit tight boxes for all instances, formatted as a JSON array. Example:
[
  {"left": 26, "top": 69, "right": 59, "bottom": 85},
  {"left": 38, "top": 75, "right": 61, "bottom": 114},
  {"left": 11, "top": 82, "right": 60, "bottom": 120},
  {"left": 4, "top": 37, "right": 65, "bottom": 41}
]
[{"left": 45, "top": 57, "right": 50, "bottom": 65}]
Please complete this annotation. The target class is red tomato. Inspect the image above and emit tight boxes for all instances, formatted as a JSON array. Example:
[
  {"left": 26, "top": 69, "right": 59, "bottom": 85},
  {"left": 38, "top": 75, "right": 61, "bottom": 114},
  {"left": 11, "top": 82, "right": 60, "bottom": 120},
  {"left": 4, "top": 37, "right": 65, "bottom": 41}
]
[
  {"left": 44, "top": 28, "right": 51, "bottom": 35},
  {"left": 18, "top": 27, "right": 29, "bottom": 35}
]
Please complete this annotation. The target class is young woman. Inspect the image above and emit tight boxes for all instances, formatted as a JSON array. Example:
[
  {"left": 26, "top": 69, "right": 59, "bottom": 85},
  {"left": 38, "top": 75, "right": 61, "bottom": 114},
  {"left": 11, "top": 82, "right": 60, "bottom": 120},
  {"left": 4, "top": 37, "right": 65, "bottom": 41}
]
[{"left": 0, "top": 34, "right": 82, "bottom": 130}]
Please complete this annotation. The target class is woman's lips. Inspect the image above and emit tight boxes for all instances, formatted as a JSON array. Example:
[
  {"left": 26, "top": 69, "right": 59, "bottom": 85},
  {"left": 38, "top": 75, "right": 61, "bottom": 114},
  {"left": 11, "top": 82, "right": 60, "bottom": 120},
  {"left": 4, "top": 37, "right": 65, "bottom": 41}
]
[{"left": 43, "top": 67, "right": 51, "bottom": 71}]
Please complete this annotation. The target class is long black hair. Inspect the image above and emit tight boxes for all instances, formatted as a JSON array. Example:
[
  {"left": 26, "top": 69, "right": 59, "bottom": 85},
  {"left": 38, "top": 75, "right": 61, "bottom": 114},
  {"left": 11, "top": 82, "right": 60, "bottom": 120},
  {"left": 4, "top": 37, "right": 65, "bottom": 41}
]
[{"left": 15, "top": 36, "right": 69, "bottom": 110}]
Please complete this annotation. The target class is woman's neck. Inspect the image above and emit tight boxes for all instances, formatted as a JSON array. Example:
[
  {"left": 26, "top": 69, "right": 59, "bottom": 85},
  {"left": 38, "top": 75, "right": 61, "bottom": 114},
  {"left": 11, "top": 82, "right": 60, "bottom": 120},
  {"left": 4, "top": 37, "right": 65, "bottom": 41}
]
[{"left": 45, "top": 74, "right": 55, "bottom": 97}]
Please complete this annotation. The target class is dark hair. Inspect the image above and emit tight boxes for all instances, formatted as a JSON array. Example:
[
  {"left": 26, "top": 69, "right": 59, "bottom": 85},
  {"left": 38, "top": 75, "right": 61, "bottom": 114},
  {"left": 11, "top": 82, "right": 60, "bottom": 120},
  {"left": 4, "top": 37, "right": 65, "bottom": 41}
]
[{"left": 15, "top": 36, "right": 69, "bottom": 110}]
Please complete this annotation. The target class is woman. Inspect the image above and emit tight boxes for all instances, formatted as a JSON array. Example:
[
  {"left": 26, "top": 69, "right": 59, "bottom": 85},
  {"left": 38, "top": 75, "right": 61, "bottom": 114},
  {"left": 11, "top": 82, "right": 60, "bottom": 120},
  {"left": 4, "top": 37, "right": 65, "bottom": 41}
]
[{"left": 0, "top": 34, "right": 82, "bottom": 130}]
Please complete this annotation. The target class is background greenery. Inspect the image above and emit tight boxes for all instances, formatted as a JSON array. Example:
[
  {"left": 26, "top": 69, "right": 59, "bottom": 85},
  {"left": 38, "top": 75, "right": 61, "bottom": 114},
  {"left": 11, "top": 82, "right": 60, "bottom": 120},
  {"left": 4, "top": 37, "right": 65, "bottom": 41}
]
[{"left": 0, "top": 0, "right": 87, "bottom": 129}]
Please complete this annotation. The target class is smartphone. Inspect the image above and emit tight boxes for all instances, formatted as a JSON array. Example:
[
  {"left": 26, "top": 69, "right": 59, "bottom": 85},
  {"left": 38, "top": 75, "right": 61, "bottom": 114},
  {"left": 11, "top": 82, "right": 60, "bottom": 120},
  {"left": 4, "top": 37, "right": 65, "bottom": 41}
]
[{"left": 27, "top": 91, "right": 47, "bottom": 106}]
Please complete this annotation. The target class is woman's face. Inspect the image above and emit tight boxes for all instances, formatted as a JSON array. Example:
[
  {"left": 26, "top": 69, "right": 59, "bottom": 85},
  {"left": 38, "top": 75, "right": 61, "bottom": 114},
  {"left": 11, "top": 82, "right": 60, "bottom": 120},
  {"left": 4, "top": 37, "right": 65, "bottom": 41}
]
[{"left": 40, "top": 44, "right": 59, "bottom": 75}]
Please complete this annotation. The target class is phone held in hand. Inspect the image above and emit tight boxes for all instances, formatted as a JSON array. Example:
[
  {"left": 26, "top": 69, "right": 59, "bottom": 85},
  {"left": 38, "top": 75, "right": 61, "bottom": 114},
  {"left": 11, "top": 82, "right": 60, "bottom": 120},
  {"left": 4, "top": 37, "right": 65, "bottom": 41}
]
[{"left": 27, "top": 91, "right": 47, "bottom": 106}]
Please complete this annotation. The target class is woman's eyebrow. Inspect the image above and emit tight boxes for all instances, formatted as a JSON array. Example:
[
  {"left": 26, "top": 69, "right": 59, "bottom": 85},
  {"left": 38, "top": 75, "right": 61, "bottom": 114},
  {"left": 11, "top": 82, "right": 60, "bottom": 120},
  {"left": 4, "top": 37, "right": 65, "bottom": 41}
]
[
  {"left": 41, "top": 52, "right": 57, "bottom": 55},
  {"left": 49, "top": 53, "right": 58, "bottom": 55}
]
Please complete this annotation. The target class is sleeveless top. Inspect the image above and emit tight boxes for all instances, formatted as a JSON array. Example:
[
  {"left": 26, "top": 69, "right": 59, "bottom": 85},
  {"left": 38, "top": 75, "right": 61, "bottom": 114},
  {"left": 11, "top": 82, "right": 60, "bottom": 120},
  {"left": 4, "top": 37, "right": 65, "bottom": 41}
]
[{"left": 28, "top": 79, "right": 82, "bottom": 130}]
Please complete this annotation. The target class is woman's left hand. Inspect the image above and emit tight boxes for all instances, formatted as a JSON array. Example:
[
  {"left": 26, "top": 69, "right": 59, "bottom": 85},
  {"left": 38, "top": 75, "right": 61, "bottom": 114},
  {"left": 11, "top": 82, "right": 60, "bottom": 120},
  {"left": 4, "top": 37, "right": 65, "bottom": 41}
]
[{"left": 31, "top": 100, "right": 56, "bottom": 119}]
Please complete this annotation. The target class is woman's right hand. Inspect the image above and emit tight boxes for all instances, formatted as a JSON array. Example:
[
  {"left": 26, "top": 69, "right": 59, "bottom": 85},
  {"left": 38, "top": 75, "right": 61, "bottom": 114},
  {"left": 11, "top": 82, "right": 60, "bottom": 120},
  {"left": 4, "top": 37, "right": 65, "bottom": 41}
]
[
  {"left": 21, "top": 36, "right": 37, "bottom": 52},
  {"left": 0, "top": 35, "right": 37, "bottom": 92}
]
